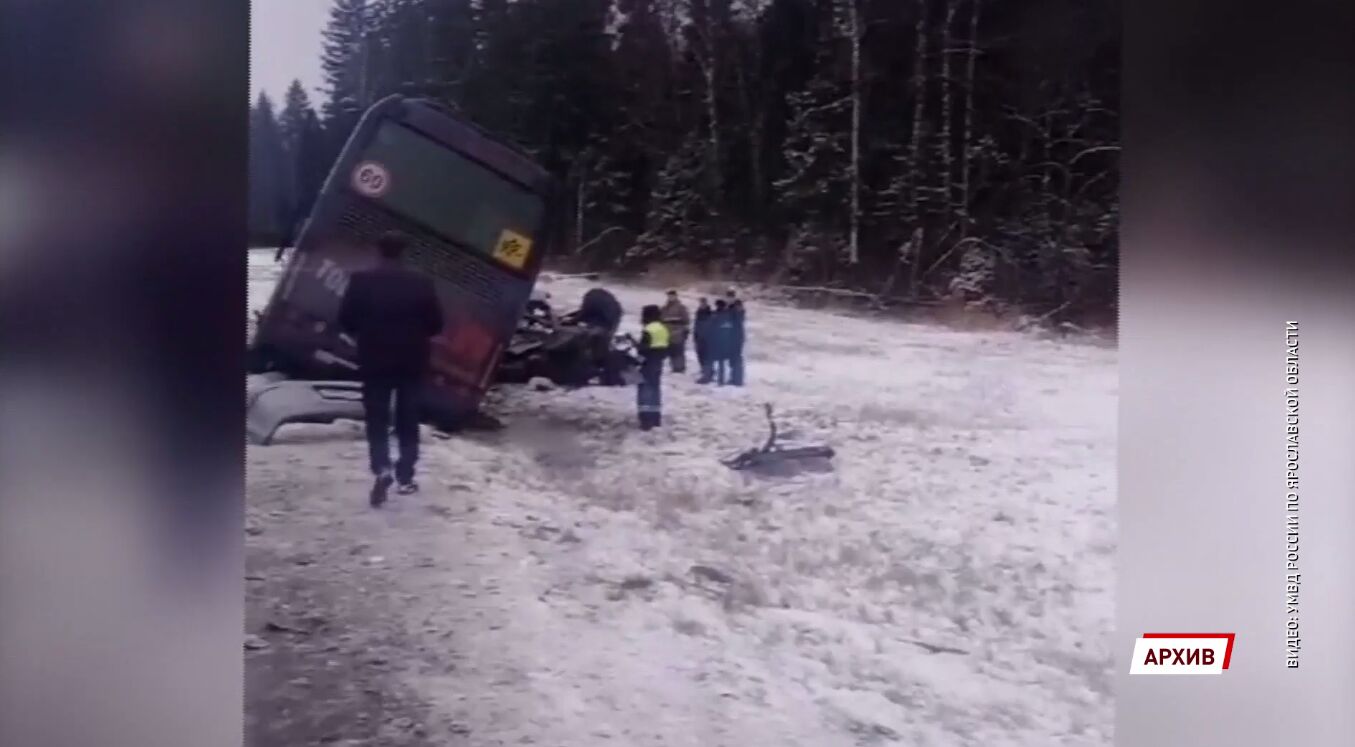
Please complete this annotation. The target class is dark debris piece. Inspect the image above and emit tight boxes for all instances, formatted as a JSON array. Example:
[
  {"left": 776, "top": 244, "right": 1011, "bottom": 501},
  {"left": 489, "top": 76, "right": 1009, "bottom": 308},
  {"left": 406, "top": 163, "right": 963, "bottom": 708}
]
[{"left": 722, "top": 404, "right": 835, "bottom": 471}]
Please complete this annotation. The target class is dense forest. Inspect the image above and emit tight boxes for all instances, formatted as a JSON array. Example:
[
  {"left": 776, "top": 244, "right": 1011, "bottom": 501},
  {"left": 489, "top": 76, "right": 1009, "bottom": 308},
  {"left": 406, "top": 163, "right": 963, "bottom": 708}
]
[{"left": 250, "top": 0, "right": 1119, "bottom": 320}]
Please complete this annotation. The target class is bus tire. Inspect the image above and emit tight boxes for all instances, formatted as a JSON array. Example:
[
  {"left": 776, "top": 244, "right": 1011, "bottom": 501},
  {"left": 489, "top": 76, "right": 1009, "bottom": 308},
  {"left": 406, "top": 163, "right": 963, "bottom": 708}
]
[{"left": 247, "top": 344, "right": 279, "bottom": 375}]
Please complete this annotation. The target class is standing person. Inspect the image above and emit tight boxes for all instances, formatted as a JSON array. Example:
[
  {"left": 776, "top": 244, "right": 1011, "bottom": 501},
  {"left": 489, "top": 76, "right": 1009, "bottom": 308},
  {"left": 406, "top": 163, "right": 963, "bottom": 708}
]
[
  {"left": 635, "top": 304, "right": 670, "bottom": 429},
  {"left": 692, "top": 297, "right": 713, "bottom": 383},
  {"left": 660, "top": 290, "right": 692, "bottom": 373},
  {"left": 338, "top": 231, "right": 445, "bottom": 507},
  {"left": 710, "top": 299, "right": 735, "bottom": 385},
  {"left": 725, "top": 288, "right": 746, "bottom": 386}
]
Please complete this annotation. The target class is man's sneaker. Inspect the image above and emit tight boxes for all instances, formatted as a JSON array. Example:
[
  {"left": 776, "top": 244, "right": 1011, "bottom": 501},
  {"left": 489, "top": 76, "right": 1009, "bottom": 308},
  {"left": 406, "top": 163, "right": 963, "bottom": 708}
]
[
  {"left": 370, "top": 470, "right": 394, "bottom": 508},
  {"left": 396, "top": 482, "right": 419, "bottom": 495}
]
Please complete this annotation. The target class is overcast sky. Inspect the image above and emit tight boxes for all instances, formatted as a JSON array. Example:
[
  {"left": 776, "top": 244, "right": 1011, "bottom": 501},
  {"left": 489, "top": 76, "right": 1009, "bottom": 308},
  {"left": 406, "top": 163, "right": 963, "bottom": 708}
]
[{"left": 250, "top": 0, "right": 330, "bottom": 106}]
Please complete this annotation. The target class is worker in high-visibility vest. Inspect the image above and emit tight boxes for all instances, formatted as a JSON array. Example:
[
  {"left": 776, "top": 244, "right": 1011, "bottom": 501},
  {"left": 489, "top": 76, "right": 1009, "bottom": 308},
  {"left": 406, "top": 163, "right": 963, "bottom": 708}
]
[{"left": 635, "top": 304, "right": 671, "bottom": 430}]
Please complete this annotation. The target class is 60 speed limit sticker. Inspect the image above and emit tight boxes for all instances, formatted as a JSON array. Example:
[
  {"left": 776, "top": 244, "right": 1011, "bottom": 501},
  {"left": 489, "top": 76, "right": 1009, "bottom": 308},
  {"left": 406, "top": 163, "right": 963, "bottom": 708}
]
[{"left": 351, "top": 161, "right": 391, "bottom": 198}]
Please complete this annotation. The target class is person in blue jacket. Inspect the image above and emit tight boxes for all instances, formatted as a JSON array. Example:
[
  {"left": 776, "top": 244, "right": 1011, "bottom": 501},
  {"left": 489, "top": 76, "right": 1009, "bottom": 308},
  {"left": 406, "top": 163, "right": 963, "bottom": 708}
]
[
  {"left": 710, "top": 299, "right": 736, "bottom": 385},
  {"left": 692, "top": 298, "right": 714, "bottom": 383},
  {"left": 724, "top": 288, "right": 746, "bottom": 386}
]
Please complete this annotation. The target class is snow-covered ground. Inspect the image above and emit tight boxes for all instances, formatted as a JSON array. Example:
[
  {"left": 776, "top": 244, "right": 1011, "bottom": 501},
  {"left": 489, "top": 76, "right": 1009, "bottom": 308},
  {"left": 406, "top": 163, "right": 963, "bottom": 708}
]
[{"left": 246, "top": 250, "right": 1116, "bottom": 746}]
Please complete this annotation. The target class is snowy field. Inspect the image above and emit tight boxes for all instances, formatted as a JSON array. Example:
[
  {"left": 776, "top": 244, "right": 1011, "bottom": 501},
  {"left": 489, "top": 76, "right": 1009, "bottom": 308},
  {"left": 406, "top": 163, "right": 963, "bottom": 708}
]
[{"left": 246, "top": 249, "right": 1117, "bottom": 746}]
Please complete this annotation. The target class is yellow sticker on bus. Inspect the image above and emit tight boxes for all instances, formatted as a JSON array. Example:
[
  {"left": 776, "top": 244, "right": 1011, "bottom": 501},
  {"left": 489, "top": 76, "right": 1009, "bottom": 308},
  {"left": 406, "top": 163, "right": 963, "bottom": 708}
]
[{"left": 492, "top": 229, "right": 533, "bottom": 270}]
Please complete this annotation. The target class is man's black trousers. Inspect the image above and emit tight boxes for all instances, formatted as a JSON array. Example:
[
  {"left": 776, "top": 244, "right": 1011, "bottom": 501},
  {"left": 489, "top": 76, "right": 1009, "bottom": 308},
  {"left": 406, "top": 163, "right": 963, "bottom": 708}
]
[
  {"left": 668, "top": 334, "right": 687, "bottom": 373},
  {"left": 361, "top": 378, "right": 421, "bottom": 484}
]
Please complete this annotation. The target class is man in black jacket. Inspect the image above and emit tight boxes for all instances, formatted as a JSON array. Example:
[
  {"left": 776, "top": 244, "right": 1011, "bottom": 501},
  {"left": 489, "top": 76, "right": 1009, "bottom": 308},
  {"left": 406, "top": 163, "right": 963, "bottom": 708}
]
[
  {"left": 577, "top": 287, "right": 623, "bottom": 334},
  {"left": 576, "top": 287, "right": 624, "bottom": 385},
  {"left": 338, "top": 231, "right": 445, "bottom": 507}
]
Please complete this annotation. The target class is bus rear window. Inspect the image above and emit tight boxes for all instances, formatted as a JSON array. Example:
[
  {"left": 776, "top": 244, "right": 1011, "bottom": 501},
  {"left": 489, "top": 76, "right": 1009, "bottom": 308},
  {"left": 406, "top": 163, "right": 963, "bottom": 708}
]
[{"left": 359, "top": 122, "right": 545, "bottom": 265}]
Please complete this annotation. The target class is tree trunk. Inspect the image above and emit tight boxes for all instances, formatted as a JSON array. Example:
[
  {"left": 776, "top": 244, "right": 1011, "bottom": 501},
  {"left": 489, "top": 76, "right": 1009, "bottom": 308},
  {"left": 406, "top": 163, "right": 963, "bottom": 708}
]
[
  {"left": 734, "top": 57, "right": 765, "bottom": 220},
  {"left": 958, "top": 0, "right": 982, "bottom": 237},
  {"left": 907, "top": 0, "right": 931, "bottom": 296},
  {"left": 750, "top": 110, "right": 766, "bottom": 222},
  {"left": 576, "top": 178, "right": 586, "bottom": 251},
  {"left": 689, "top": 2, "right": 724, "bottom": 201},
  {"left": 358, "top": 0, "right": 380, "bottom": 111},
  {"left": 358, "top": 34, "right": 371, "bottom": 107},
  {"left": 847, "top": 0, "right": 863, "bottom": 265},
  {"left": 700, "top": 53, "right": 722, "bottom": 198},
  {"left": 939, "top": 0, "right": 957, "bottom": 215}
]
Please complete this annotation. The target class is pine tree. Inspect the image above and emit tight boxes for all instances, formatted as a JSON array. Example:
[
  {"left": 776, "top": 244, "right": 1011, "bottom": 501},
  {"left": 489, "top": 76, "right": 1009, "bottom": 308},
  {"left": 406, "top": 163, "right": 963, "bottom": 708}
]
[
  {"left": 279, "top": 80, "right": 315, "bottom": 154},
  {"left": 248, "top": 93, "right": 289, "bottom": 242},
  {"left": 606, "top": 0, "right": 676, "bottom": 232},
  {"left": 512, "top": 0, "right": 617, "bottom": 174},
  {"left": 756, "top": 0, "right": 825, "bottom": 221},
  {"left": 277, "top": 80, "right": 317, "bottom": 223},
  {"left": 569, "top": 146, "right": 632, "bottom": 251},
  {"left": 320, "top": 0, "right": 374, "bottom": 154},
  {"left": 367, "top": 0, "right": 434, "bottom": 100},
  {"left": 281, "top": 0, "right": 1120, "bottom": 317},
  {"left": 294, "top": 110, "right": 330, "bottom": 225},
  {"left": 773, "top": 38, "right": 851, "bottom": 235},
  {"left": 424, "top": 0, "right": 478, "bottom": 106},
  {"left": 638, "top": 134, "right": 718, "bottom": 262},
  {"left": 460, "top": 0, "right": 527, "bottom": 135}
]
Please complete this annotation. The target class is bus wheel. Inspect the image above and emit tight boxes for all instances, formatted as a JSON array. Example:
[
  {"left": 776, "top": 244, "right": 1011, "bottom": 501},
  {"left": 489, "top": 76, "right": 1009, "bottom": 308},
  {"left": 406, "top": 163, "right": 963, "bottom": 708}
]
[{"left": 247, "top": 344, "right": 282, "bottom": 375}]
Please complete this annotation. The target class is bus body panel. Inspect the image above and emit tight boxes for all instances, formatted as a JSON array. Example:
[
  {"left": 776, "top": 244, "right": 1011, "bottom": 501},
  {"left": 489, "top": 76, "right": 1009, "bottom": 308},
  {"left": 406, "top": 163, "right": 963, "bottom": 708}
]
[{"left": 253, "top": 95, "right": 560, "bottom": 425}]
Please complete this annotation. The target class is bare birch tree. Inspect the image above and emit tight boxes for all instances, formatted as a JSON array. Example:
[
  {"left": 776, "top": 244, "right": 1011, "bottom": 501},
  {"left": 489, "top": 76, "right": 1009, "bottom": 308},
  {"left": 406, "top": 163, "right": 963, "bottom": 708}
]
[
  {"left": 844, "top": 0, "right": 864, "bottom": 265},
  {"left": 938, "top": 0, "right": 957, "bottom": 215},
  {"left": 688, "top": 0, "right": 725, "bottom": 199},
  {"left": 907, "top": 0, "right": 931, "bottom": 293},
  {"left": 958, "top": 0, "right": 983, "bottom": 236}
]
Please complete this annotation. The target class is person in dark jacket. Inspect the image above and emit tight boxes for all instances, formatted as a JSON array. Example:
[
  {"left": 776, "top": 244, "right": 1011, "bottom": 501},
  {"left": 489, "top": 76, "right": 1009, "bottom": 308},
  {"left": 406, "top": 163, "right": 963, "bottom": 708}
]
[
  {"left": 710, "top": 299, "right": 736, "bottom": 385},
  {"left": 724, "top": 288, "right": 746, "bottom": 386},
  {"left": 578, "top": 287, "right": 623, "bottom": 335},
  {"left": 577, "top": 287, "right": 624, "bottom": 385},
  {"left": 692, "top": 298, "right": 713, "bottom": 383},
  {"left": 635, "top": 304, "right": 670, "bottom": 429},
  {"left": 337, "top": 231, "right": 445, "bottom": 507},
  {"left": 660, "top": 290, "right": 691, "bottom": 373}
]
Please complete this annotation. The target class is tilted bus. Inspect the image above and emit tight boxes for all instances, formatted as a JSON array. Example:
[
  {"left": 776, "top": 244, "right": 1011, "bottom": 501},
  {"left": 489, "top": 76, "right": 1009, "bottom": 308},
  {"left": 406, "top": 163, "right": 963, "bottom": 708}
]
[{"left": 250, "top": 95, "right": 562, "bottom": 427}]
